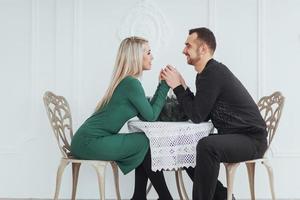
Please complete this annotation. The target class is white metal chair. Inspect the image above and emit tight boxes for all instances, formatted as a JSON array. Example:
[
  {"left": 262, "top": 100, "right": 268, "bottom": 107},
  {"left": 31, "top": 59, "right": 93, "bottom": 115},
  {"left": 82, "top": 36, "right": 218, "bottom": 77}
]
[
  {"left": 43, "top": 91, "right": 121, "bottom": 200},
  {"left": 224, "top": 91, "right": 285, "bottom": 200}
]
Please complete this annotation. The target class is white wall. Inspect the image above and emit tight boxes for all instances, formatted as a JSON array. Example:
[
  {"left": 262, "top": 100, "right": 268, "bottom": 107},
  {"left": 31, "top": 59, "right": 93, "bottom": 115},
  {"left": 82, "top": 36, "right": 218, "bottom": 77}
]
[{"left": 0, "top": 0, "right": 299, "bottom": 199}]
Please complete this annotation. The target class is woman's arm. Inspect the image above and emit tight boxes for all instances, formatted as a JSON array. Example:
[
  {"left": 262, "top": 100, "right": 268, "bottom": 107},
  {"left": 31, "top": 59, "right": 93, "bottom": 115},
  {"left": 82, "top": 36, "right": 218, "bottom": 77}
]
[{"left": 127, "top": 78, "right": 169, "bottom": 121}]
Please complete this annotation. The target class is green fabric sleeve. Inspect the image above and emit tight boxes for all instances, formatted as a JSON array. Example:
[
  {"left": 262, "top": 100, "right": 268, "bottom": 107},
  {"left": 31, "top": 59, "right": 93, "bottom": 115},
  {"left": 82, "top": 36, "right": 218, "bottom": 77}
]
[{"left": 127, "top": 79, "right": 169, "bottom": 121}]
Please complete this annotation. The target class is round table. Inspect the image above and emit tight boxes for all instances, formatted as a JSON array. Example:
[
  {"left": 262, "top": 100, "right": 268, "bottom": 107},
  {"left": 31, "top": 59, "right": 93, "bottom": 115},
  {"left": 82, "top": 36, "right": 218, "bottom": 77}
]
[{"left": 127, "top": 120, "right": 214, "bottom": 200}]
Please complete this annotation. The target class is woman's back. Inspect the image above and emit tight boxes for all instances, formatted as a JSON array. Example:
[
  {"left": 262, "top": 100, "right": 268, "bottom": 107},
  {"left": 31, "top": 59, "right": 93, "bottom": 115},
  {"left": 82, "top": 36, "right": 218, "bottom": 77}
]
[
  {"left": 75, "top": 76, "right": 169, "bottom": 137},
  {"left": 76, "top": 76, "right": 141, "bottom": 136}
]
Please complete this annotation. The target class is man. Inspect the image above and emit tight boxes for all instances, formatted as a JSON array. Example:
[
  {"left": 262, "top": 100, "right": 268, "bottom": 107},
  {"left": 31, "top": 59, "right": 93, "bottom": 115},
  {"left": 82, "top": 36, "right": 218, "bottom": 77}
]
[{"left": 161, "top": 27, "right": 268, "bottom": 200}]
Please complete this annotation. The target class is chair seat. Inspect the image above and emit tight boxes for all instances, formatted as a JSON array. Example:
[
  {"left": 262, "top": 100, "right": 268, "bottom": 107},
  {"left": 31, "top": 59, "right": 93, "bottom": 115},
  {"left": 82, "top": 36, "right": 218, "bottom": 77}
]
[
  {"left": 244, "top": 158, "right": 266, "bottom": 163},
  {"left": 224, "top": 157, "right": 266, "bottom": 165},
  {"left": 64, "top": 157, "right": 113, "bottom": 164}
]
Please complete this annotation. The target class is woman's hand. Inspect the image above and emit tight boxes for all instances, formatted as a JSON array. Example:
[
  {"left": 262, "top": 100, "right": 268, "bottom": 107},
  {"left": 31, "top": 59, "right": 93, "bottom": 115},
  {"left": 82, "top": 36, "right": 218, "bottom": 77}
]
[
  {"left": 159, "top": 69, "right": 164, "bottom": 82},
  {"left": 161, "top": 65, "right": 182, "bottom": 89},
  {"left": 161, "top": 65, "right": 187, "bottom": 89}
]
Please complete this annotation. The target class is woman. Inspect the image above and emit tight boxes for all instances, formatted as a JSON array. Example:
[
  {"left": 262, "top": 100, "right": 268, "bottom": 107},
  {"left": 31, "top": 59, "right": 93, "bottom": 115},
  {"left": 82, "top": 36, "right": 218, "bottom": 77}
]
[{"left": 71, "top": 36, "right": 173, "bottom": 200}]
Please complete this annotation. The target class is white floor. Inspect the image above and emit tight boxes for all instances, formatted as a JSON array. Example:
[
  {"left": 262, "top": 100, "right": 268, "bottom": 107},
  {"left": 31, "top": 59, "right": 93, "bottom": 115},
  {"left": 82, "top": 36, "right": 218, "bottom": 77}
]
[{"left": 0, "top": 198, "right": 300, "bottom": 200}]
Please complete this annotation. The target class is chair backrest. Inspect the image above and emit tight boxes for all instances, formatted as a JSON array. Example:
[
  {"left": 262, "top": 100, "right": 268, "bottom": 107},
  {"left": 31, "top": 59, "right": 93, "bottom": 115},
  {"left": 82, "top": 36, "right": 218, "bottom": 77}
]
[
  {"left": 43, "top": 91, "right": 73, "bottom": 158},
  {"left": 257, "top": 91, "right": 285, "bottom": 149}
]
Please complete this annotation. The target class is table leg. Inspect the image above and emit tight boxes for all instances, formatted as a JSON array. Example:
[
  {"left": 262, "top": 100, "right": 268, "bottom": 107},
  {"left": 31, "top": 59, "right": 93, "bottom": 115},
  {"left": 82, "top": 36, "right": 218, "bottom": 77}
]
[
  {"left": 146, "top": 169, "right": 190, "bottom": 200},
  {"left": 175, "top": 169, "right": 189, "bottom": 200}
]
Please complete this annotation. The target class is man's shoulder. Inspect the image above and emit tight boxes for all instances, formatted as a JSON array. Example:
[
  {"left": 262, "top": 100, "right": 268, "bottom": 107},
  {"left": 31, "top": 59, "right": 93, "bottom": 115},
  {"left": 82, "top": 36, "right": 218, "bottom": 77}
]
[
  {"left": 201, "top": 59, "right": 231, "bottom": 77},
  {"left": 208, "top": 59, "right": 230, "bottom": 72}
]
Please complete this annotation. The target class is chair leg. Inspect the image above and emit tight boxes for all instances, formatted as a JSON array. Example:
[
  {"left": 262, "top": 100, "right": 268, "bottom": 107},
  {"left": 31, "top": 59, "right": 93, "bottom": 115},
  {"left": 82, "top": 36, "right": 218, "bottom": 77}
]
[
  {"left": 110, "top": 162, "right": 121, "bottom": 200},
  {"left": 246, "top": 162, "right": 256, "bottom": 200},
  {"left": 54, "top": 159, "right": 70, "bottom": 200},
  {"left": 225, "top": 163, "right": 240, "bottom": 200},
  {"left": 71, "top": 163, "right": 81, "bottom": 200},
  {"left": 175, "top": 169, "right": 189, "bottom": 200},
  {"left": 175, "top": 170, "right": 184, "bottom": 200},
  {"left": 262, "top": 159, "right": 276, "bottom": 200},
  {"left": 92, "top": 162, "right": 108, "bottom": 200},
  {"left": 146, "top": 181, "right": 152, "bottom": 195}
]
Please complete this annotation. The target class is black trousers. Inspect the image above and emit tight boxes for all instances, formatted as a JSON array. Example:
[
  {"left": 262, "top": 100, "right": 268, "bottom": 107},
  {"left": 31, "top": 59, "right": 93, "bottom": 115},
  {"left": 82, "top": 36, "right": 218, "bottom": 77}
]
[
  {"left": 131, "top": 149, "right": 173, "bottom": 200},
  {"left": 185, "top": 168, "right": 228, "bottom": 200},
  {"left": 188, "top": 132, "right": 267, "bottom": 200}
]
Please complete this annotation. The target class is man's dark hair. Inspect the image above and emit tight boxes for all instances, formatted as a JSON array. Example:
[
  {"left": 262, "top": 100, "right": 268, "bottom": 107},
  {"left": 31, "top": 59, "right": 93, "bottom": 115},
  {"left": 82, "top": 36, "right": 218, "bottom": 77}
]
[{"left": 189, "top": 27, "right": 216, "bottom": 53}]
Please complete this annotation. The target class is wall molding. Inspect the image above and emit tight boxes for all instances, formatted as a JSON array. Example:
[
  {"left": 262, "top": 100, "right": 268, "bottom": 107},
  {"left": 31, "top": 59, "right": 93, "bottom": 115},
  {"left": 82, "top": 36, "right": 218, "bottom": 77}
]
[
  {"left": 0, "top": 147, "right": 20, "bottom": 156},
  {"left": 271, "top": 141, "right": 300, "bottom": 158},
  {"left": 54, "top": 0, "right": 58, "bottom": 91},
  {"left": 117, "top": 0, "right": 171, "bottom": 56},
  {"left": 0, "top": 0, "right": 40, "bottom": 155},
  {"left": 272, "top": 152, "right": 300, "bottom": 158},
  {"left": 257, "top": 0, "right": 266, "bottom": 100},
  {"left": 257, "top": 0, "right": 300, "bottom": 158},
  {"left": 72, "top": 0, "right": 83, "bottom": 126},
  {"left": 27, "top": 0, "right": 39, "bottom": 144},
  {"left": 207, "top": 0, "right": 216, "bottom": 32}
]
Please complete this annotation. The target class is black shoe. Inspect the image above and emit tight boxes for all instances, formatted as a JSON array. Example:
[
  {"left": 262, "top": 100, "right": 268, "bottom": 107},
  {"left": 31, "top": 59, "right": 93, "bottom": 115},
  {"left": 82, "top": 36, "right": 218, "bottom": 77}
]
[{"left": 224, "top": 194, "right": 236, "bottom": 200}]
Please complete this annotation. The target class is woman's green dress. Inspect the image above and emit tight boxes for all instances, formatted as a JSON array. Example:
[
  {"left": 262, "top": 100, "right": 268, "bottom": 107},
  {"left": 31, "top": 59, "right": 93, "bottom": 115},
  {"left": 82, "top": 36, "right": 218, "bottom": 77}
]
[{"left": 71, "top": 76, "right": 169, "bottom": 174}]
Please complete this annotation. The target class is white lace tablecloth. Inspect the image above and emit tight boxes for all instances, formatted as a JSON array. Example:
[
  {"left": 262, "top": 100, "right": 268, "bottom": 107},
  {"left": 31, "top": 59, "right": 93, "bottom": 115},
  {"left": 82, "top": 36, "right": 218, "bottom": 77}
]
[{"left": 127, "top": 120, "right": 214, "bottom": 171}]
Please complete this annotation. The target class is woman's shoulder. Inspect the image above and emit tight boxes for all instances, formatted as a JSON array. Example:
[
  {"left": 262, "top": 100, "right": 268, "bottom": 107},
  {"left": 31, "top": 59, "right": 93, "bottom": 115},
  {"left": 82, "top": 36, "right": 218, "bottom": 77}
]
[
  {"left": 117, "top": 76, "right": 144, "bottom": 96},
  {"left": 119, "top": 76, "right": 142, "bottom": 88}
]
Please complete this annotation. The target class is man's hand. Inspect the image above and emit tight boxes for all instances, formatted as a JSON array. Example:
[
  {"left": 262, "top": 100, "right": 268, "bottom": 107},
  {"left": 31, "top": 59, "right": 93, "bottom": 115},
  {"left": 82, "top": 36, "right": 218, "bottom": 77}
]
[
  {"left": 161, "top": 65, "right": 186, "bottom": 89},
  {"left": 178, "top": 72, "right": 187, "bottom": 90}
]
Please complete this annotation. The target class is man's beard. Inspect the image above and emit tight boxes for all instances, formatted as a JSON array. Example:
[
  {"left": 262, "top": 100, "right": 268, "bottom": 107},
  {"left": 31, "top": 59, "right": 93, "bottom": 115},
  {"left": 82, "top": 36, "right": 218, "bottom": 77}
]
[{"left": 187, "top": 56, "right": 200, "bottom": 65}]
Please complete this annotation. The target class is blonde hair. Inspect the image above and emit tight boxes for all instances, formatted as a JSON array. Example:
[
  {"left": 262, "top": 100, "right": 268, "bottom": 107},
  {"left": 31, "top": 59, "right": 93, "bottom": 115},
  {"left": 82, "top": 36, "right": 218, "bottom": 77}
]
[{"left": 95, "top": 36, "right": 148, "bottom": 111}]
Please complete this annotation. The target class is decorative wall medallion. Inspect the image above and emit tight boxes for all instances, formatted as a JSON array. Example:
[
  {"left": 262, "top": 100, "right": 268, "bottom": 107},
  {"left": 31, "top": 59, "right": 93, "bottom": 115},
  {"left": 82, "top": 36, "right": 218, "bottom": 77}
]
[{"left": 118, "top": 0, "right": 171, "bottom": 55}]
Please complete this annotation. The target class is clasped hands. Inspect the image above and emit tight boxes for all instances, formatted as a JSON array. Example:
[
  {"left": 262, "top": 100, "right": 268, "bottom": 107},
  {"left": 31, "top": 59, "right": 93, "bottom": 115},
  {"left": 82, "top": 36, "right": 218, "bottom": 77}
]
[{"left": 160, "top": 65, "right": 187, "bottom": 90}]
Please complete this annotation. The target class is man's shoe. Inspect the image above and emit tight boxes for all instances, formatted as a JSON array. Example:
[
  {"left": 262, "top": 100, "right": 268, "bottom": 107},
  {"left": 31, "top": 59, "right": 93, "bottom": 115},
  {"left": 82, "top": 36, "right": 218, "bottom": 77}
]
[
  {"left": 232, "top": 194, "right": 236, "bottom": 200},
  {"left": 224, "top": 194, "right": 236, "bottom": 200}
]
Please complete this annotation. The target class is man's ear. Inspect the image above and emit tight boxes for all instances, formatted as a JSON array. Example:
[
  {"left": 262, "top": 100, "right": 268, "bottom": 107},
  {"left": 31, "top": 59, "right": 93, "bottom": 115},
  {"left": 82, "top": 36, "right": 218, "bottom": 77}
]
[
  {"left": 201, "top": 43, "right": 209, "bottom": 54},
  {"left": 197, "top": 43, "right": 206, "bottom": 56}
]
